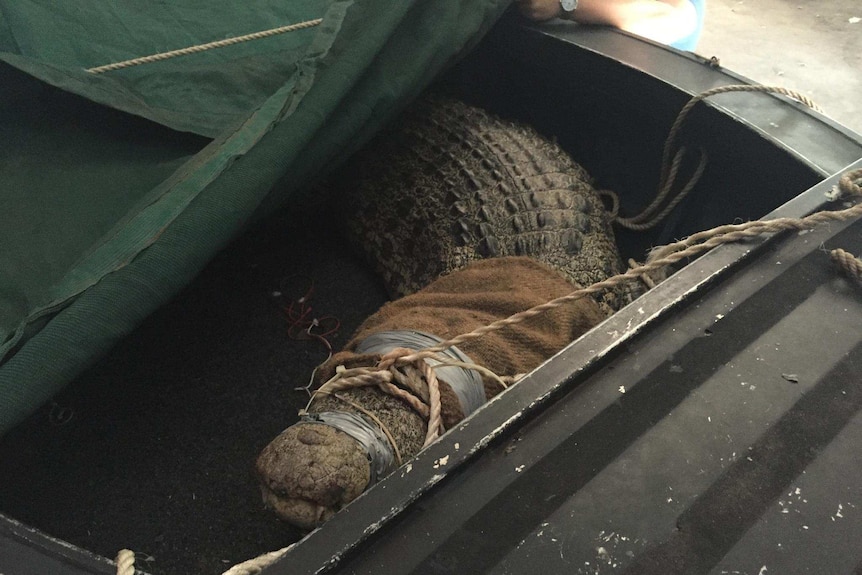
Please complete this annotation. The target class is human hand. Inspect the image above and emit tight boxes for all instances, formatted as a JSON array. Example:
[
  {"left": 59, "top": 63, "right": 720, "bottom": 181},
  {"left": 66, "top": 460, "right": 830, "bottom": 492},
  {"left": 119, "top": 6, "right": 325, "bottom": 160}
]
[{"left": 516, "top": 0, "right": 563, "bottom": 21}]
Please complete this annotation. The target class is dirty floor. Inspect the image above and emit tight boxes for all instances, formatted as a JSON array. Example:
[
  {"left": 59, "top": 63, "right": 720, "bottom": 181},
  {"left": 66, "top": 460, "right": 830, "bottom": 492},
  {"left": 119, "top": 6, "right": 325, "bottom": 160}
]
[{"left": 698, "top": 0, "right": 862, "bottom": 136}]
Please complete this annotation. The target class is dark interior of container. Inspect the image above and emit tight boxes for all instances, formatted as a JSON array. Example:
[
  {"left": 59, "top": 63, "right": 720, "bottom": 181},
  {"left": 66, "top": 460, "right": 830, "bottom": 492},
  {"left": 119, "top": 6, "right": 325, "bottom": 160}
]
[{"left": 0, "top": 29, "right": 824, "bottom": 575}]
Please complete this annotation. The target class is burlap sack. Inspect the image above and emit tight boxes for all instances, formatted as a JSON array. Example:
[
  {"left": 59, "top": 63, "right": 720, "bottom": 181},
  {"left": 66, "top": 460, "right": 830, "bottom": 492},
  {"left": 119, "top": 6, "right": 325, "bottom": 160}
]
[{"left": 256, "top": 256, "right": 605, "bottom": 529}]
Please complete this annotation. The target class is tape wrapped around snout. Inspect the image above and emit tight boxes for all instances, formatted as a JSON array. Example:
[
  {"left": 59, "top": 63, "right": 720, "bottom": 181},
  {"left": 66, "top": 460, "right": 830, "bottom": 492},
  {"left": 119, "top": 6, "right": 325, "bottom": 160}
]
[
  {"left": 300, "top": 411, "right": 396, "bottom": 485},
  {"left": 355, "top": 329, "right": 487, "bottom": 416},
  {"left": 301, "top": 330, "right": 485, "bottom": 485}
]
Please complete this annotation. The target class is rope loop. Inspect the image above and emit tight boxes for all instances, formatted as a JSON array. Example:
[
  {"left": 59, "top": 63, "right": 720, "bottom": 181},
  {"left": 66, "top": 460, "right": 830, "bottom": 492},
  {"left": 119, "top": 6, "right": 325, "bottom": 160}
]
[
  {"left": 615, "top": 84, "right": 825, "bottom": 232},
  {"left": 304, "top": 342, "right": 521, "bottom": 450}
]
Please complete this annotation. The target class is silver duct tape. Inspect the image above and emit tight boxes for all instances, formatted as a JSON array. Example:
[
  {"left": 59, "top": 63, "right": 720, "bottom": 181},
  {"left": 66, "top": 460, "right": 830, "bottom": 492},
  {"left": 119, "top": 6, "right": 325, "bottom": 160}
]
[
  {"left": 301, "top": 411, "right": 396, "bottom": 485},
  {"left": 356, "top": 330, "right": 486, "bottom": 415}
]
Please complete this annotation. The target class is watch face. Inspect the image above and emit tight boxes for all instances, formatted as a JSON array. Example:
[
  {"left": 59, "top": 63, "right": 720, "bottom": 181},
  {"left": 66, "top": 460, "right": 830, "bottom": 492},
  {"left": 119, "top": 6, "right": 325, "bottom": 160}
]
[{"left": 560, "top": 0, "right": 578, "bottom": 11}]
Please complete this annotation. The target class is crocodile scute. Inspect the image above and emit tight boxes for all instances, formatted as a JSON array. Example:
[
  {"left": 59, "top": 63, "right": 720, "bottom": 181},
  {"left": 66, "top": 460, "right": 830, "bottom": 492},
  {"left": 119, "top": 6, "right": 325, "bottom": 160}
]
[{"left": 334, "top": 94, "right": 628, "bottom": 312}]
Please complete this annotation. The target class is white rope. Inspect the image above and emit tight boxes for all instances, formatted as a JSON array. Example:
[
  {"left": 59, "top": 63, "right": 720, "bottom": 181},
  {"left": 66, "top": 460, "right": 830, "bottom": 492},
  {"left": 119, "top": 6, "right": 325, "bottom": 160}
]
[
  {"left": 87, "top": 19, "right": 323, "bottom": 74},
  {"left": 115, "top": 549, "right": 135, "bottom": 575},
  {"left": 221, "top": 545, "right": 294, "bottom": 575}
]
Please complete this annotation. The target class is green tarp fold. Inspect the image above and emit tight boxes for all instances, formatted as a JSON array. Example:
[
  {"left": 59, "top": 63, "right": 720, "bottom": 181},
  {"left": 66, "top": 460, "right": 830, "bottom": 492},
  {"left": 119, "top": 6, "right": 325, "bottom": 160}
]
[{"left": 0, "top": 0, "right": 509, "bottom": 435}]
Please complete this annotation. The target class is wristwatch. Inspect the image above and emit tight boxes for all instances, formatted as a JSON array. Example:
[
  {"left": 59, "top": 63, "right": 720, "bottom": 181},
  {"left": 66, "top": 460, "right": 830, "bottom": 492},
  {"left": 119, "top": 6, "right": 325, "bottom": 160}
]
[{"left": 560, "top": 0, "right": 578, "bottom": 13}]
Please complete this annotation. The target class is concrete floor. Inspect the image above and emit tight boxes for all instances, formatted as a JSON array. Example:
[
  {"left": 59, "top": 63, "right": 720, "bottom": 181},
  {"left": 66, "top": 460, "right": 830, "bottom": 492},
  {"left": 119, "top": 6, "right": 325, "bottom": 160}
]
[{"left": 697, "top": 0, "right": 862, "bottom": 136}]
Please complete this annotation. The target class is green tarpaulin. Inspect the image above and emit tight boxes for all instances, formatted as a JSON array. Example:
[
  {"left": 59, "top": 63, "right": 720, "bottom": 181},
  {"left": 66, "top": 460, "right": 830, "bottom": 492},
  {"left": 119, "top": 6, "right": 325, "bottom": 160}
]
[{"left": 0, "top": 0, "right": 509, "bottom": 435}]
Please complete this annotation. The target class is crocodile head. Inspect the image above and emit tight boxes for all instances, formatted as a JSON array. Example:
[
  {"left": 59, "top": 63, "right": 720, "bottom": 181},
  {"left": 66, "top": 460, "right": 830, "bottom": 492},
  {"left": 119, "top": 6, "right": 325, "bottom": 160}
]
[{"left": 255, "top": 422, "right": 371, "bottom": 530}]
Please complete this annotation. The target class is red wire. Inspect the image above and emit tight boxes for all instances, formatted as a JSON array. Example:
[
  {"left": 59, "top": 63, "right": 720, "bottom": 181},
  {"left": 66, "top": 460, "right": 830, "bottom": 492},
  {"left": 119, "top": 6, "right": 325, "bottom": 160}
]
[{"left": 280, "top": 276, "right": 340, "bottom": 353}]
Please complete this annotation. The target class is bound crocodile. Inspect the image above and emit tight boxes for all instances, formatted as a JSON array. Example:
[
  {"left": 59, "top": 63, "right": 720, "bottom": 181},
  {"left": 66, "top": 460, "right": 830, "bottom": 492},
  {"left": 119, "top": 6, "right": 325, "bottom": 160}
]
[
  {"left": 334, "top": 94, "right": 629, "bottom": 312},
  {"left": 256, "top": 95, "right": 632, "bottom": 529}
]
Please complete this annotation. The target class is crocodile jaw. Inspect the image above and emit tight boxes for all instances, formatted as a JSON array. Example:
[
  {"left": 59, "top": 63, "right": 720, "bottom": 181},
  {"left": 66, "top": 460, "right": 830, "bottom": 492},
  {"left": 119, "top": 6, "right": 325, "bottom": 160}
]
[
  {"left": 255, "top": 422, "right": 371, "bottom": 529},
  {"left": 259, "top": 485, "right": 337, "bottom": 530}
]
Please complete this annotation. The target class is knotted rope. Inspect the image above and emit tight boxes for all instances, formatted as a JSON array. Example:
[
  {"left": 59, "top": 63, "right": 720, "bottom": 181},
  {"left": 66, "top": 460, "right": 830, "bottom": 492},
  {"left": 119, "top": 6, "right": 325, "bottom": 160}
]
[
  {"left": 305, "top": 347, "right": 444, "bottom": 448},
  {"left": 87, "top": 19, "right": 323, "bottom": 74},
  {"left": 304, "top": 346, "right": 518, "bottom": 453}
]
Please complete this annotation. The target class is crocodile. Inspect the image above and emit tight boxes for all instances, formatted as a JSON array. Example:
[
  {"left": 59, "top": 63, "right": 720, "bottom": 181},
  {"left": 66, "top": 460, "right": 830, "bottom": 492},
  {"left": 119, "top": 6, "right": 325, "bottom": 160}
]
[
  {"left": 334, "top": 94, "right": 629, "bottom": 312},
  {"left": 256, "top": 257, "right": 607, "bottom": 530},
  {"left": 256, "top": 95, "right": 631, "bottom": 530}
]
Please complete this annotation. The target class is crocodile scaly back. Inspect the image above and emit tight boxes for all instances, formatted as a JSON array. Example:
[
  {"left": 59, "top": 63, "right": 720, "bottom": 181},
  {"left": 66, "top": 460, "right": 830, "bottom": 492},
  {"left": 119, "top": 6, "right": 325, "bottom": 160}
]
[{"left": 336, "top": 95, "right": 628, "bottom": 313}]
